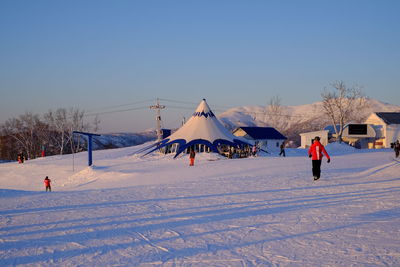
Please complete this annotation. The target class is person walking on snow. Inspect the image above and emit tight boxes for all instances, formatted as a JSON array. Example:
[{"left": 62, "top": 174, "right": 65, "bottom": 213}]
[
  {"left": 308, "top": 136, "right": 330, "bottom": 180},
  {"left": 279, "top": 142, "right": 286, "bottom": 157},
  {"left": 44, "top": 176, "right": 51, "bottom": 192},
  {"left": 189, "top": 149, "right": 196, "bottom": 166},
  {"left": 394, "top": 140, "right": 400, "bottom": 158}
]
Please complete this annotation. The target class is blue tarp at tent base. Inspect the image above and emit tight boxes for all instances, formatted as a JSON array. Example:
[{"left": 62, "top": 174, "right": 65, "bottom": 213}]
[{"left": 143, "top": 138, "right": 251, "bottom": 158}]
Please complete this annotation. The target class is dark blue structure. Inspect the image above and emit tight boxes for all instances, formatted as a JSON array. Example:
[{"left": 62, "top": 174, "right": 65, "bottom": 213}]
[
  {"left": 161, "top": 129, "right": 171, "bottom": 139},
  {"left": 324, "top": 125, "right": 340, "bottom": 136},
  {"left": 236, "top": 127, "right": 287, "bottom": 140},
  {"left": 73, "top": 131, "right": 101, "bottom": 166},
  {"left": 144, "top": 137, "right": 250, "bottom": 158}
]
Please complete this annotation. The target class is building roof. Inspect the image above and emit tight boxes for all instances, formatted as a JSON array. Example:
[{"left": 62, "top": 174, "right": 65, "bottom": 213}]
[
  {"left": 299, "top": 130, "right": 329, "bottom": 136},
  {"left": 236, "top": 127, "right": 287, "bottom": 140},
  {"left": 324, "top": 125, "right": 340, "bottom": 135},
  {"left": 375, "top": 112, "right": 400, "bottom": 125}
]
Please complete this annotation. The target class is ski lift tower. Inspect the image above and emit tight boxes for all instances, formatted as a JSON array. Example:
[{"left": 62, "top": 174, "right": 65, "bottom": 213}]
[
  {"left": 73, "top": 131, "right": 100, "bottom": 166},
  {"left": 150, "top": 98, "right": 165, "bottom": 142}
]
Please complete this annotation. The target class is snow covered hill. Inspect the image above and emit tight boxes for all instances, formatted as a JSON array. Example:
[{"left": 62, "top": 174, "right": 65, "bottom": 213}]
[{"left": 1, "top": 143, "right": 399, "bottom": 266}]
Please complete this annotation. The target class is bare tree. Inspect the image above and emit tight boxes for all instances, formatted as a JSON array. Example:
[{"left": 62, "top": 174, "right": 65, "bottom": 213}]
[
  {"left": 43, "top": 108, "right": 91, "bottom": 155},
  {"left": 264, "top": 95, "right": 288, "bottom": 132},
  {"left": 321, "top": 81, "right": 369, "bottom": 142},
  {"left": 44, "top": 108, "right": 68, "bottom": 155},
  {"left": 93, "top": 115, "right": 101, "bottom": 132},
  {"left": 67, "top": 108, "right": 90, "bottom": 153},
  {"left": 1, "top": 112, "right": 46, "bottom": 159}
]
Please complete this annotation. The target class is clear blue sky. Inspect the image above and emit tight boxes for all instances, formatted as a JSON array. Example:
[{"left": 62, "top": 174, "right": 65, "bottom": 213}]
[{"left": 1, "top": 0, "right": 399, "bottom": 133}]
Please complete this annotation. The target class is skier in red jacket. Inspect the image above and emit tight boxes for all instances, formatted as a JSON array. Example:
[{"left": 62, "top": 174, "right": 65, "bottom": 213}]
[
  {"left": 44, "top": 176, "right": 51, "bottom": 192},
  {"left": 189, "top": 149, "right": 196, "bottom": 166},
  {"left": 308, "top": 136, "right": 330, "bottom": 180}
]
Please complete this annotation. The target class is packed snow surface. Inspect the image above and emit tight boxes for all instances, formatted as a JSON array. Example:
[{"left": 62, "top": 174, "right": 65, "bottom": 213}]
[{"left": 1, "top": 143, "right": 399, "bottom": 266}]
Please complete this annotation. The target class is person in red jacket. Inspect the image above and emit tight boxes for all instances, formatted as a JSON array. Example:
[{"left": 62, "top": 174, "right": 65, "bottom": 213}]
[
  {"left": 44, "top": 176, "right": 51, "bottom": 192},
  {"left": 189, "top": 149, "right": 196, "bottom": 166},
  {"left": 308, "top": 136, "right": 330, "bottom": 180}
]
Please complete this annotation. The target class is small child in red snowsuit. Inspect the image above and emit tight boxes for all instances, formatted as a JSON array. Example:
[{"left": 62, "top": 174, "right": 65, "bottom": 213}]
[{"left": 44, "top": 176, "right": 51, "bottom": 192}]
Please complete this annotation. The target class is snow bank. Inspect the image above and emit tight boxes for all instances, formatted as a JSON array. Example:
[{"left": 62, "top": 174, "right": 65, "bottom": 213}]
[{"left": 325, "top": 142, "right": 357, "bottom": 155}]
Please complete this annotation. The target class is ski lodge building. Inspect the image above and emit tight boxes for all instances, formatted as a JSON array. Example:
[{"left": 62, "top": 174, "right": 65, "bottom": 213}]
[
  {"left": 339, "top": 112, "right": 400, "bottom": 148},
  {"left": 299, "top": 130, "right": 329, "bottom": 148},
  {"left": 365, "top": 112, "right": 400, "bottom": 148},
  {"left": 232, "top": 127, "right": 287, "bottom": 152},
  {"left": 299, "top": 112, "right": 400, "bottom": 149}
]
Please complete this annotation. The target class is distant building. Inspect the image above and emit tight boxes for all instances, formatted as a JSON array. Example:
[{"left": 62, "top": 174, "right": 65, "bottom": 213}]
[
  {"left": 315, "top": 112, "right": 400, "bottom": 149},
  {"left": 299, "top": 130, "right": 329, "bottom": 148},
  {"left": 323, "top": 123, "right": 379, "bottom": 149},
  {"left": 341, "top": 124, "right": 377, "bottom": 149},
  {"left": 365, "top": 112, "right": 400, "bottom": 148},
  {"left": 232, "top": 127, "right": 287, "bottom": 152}
]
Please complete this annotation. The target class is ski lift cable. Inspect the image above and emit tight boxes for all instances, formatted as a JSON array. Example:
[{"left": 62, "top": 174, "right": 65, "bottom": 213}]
[
  {"left": 81, "top": 97, "right": 316, "bottom": 120},
  {"left": 86, "top": 99, "right": 155, "bottom": 113},
  {"left": 84, "top": 106, "right": 149, "bottom": 117}
]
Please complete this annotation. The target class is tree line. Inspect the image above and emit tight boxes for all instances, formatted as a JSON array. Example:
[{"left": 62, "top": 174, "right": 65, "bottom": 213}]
[{"left": 0, "top": 108, "right": 99, "bottom": 161}]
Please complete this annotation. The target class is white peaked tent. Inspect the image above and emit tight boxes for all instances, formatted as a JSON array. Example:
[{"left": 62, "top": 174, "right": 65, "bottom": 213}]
[{"left": 144, "top": 99, "right": 252, "bottom": 158}]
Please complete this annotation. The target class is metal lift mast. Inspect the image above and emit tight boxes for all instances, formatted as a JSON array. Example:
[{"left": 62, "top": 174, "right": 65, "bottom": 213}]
[{"left": 150, "top": 98, "right": 165, "bottom": 142}]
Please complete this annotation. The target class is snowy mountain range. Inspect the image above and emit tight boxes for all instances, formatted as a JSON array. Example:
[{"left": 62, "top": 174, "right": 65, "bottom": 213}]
[
  {"left": 219, "top": 98, "right": 400, "bottom": 130},
  {"left": 92, "top": 130, "right": 156, "bottom": 150}
]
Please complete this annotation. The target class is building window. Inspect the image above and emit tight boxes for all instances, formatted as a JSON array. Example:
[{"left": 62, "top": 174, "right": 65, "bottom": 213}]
[{"left": 276, "top": 142, "right": 279, "bottom": 147}]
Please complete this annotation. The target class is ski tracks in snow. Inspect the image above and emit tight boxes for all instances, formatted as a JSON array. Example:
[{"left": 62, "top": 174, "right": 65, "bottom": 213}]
[{"left": 1, "top": 151, "right": 400, "bottom": 266}]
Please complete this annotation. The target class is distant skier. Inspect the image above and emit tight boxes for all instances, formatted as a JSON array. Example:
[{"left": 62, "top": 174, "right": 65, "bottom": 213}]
[
  {"left": 308, "top": 136, "right": 330, "bottom": 180},
  {"left": 17, "top": 152, "right": 25, "bottom": 163},
  {"left": 189, "top": 149, "right": 196, "bottom": 166},
  {"left": 279, "top": 142, "right": 286, "bottom": 157},
  {"left": 44, "top": 176, "right": 51, "bottom": 192},
  {"left": 228, "top": 146, "right": 234, "bottom": 159},
  {"left": 252, "top": 145, "right": 257, "bottom": 157},
  {"left": 394, "top": 140, "right": 400, "bottom": 158}
]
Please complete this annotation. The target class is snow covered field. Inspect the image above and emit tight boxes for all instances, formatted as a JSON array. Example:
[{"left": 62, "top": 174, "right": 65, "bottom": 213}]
[{"left": 1, "top": 143, "right": 399, "bottom": 266}]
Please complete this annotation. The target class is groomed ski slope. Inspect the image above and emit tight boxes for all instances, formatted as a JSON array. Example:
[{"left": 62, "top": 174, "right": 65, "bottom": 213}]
[{"left": 0, "top": 143, "right": 399, "bottom": 266}]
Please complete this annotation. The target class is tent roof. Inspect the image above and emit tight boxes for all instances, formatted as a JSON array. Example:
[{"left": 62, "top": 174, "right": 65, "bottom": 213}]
[{"left": 165, "top": 99, "right": 242, "bottom": 143}]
